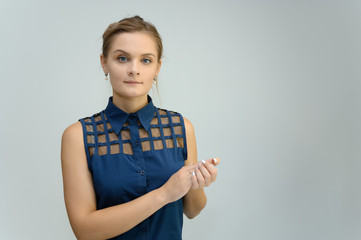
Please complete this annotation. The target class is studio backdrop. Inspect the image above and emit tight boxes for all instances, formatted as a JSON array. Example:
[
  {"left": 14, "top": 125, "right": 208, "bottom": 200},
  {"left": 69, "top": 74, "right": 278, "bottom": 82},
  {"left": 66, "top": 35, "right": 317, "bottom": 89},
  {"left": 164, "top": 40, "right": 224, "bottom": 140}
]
[{"left": 1, "top": 0, "right": 360, "bottom": 239}]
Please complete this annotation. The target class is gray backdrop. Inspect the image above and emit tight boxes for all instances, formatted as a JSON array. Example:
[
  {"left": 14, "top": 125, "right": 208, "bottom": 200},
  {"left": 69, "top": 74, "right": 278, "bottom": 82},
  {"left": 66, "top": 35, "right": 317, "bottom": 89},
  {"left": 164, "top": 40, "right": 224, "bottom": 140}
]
[{"left": 1, "top": 0, "right": 360, "bottom": 239}]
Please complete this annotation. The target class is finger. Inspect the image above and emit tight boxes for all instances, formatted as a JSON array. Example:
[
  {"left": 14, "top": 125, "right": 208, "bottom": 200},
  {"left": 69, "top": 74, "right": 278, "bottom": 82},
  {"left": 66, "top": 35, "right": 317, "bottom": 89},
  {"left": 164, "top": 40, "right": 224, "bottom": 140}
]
[
  {"left": 212, "top": 157, "right": 220, "bottom": 166},
  {"left": 191, "top": 171, "right": 199, "bottom": 189},
  {"left": 201, "top": 160, "right": 217, "bottom": 183},
  {"left": 195, "top": 167, "right": 204, "bottom": 187},
  {"left": 199, "top": 161, "right": 211, "bottom": 186},
  {"left": 202, "top": 158, "right": 220, "bottom": 166}
]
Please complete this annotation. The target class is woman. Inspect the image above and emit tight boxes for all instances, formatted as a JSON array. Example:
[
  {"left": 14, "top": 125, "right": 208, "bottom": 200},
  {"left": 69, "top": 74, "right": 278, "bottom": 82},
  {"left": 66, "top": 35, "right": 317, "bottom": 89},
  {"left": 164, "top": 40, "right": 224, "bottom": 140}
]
[{"left": 61, "top": 16, "right": 220, "bottom": 240}]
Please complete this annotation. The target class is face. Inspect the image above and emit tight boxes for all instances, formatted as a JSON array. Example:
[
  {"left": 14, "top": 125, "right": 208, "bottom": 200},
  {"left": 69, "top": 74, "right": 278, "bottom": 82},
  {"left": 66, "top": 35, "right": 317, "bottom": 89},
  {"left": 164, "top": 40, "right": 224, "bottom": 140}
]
[{"left": 101, "top": 32, "right": 161, "bottom": 100}]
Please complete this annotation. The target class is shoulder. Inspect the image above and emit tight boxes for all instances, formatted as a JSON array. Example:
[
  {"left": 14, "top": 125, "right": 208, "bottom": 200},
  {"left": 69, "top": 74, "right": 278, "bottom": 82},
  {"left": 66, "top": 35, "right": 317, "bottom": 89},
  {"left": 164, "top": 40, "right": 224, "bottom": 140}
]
[
  {"left": 182, "top": 116, "right": 197, "bottom": 163},
  {"left": 61, "top": 121, "right": 85, "bottom": 159},
  {"left": 156, "top": 107, "right": 195, "bottom": 137},
  {"left": 62, "top": 109, "right": 103, "bottom": 136},
  {"left": 62, "top": 121, "right": 83, "bottom": 143},
  {"left": 156, "top": 108, "right": 191, "bottom": 124},
  {"left": 159, "top": 107, "right": 194, "bottom": 133},
  {"left": 183, "top": 117, "right": 194, "bottom": 134},
  {"left": 183, "top": 117, "right": 195, "bottom": 144},
  {"left": 158, "top": 108, "right": 194, "bottom": 131},
  {"left": 61, "top": 121, "right": 89, "bottom": 172}
]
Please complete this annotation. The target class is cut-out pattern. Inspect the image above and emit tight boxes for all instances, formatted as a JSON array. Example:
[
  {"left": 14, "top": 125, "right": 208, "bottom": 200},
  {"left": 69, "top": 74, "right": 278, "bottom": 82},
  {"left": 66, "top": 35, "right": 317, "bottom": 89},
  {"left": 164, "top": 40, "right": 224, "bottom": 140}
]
[{"left": 81, "top": 108, "right": 186, "bottom": 157}]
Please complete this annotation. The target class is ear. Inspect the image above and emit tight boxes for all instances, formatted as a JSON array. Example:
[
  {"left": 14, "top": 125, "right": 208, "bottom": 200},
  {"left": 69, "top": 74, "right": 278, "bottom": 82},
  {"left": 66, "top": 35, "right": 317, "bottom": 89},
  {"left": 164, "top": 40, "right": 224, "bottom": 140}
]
[
  {"left": 155, "top": 59, "right": 162, "bottom": 75},
  {"left": 100, "top": 54, "right": 109, "bottom": 73}
]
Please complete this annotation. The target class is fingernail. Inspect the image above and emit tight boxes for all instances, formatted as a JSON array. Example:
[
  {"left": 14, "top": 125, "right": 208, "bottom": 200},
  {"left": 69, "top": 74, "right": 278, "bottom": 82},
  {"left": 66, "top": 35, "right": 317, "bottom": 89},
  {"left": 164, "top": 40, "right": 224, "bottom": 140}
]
[
  {"left": 202, "top": 160, "right": 206, "bottom": 164},
  {"left": 192, "top": 171, "right": 195, "bottom": 176},
  {"left": 213, "top": 158, "right": 217, "bottom": 163},
  {"left": 198, "top": 163, "right": 202, "bottom": 167}
]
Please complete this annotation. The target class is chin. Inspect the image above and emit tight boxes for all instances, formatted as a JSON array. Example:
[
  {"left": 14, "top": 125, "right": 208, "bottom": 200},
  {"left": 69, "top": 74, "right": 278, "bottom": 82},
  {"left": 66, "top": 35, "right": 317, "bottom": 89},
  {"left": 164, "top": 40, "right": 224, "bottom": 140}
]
[{"left": 113, "top": 90, "right": 149, "bottom": 99}]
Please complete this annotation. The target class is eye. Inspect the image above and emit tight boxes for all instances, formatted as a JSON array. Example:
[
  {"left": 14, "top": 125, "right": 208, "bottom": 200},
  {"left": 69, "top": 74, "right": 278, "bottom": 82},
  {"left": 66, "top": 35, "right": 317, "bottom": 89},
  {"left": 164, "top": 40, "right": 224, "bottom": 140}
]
[
  {"left": 117, "top": 56, "right": 128, "bottom": 62},
  {"left": 141, "top": 58, "right": 151, "bottom": 64}
]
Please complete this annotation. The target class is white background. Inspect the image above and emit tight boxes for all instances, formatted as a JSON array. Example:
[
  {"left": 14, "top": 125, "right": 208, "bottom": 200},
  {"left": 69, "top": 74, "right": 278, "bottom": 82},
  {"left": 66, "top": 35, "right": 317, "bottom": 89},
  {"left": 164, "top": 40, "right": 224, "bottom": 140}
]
[{"left": 1, "top": 0, "right": 360, "bottom": 239}]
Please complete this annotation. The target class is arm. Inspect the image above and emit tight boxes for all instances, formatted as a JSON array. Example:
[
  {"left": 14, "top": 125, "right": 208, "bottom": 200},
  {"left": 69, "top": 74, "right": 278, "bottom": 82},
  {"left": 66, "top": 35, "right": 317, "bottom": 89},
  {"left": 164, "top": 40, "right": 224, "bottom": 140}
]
[
  {"left": 182, "top": 117, "right": 219, "bottom": 219},
  {"left": 61, "top": 122, "right": 196, "bottom": 240}
]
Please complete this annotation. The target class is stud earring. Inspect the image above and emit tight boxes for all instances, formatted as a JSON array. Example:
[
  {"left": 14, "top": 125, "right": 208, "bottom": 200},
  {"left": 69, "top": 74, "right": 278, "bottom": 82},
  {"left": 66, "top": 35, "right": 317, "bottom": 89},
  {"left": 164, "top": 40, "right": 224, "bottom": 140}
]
[
  {"left": 153, "top": 75, "right": 158, "bottom": 84},
  {"left": 105, "top": 73, "right": 108, "bottom": 80}
]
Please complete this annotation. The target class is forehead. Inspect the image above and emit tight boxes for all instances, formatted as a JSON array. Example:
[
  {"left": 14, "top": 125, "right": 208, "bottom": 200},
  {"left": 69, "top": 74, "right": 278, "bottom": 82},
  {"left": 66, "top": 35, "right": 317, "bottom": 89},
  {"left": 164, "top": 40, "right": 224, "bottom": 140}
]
[{"left": 109, "top": 32, "right": 158, "bottom": 56}]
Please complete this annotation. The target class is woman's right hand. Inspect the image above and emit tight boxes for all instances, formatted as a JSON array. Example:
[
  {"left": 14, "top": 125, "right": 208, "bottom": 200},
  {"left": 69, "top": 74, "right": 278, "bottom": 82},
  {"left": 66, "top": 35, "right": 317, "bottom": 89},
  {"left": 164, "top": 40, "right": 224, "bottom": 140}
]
[{"left": 161, "top": 164, "right": 198, "bottom": 203}]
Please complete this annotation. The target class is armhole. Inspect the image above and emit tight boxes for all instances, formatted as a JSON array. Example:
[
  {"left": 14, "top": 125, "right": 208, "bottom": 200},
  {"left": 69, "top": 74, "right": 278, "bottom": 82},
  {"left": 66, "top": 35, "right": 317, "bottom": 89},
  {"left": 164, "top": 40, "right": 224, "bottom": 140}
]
[
  {"left": 78, "top": 118, "right": 93, "bottom": 173},
  {"left": 179, "top": 114, "right": 188, "bottom": 161}
]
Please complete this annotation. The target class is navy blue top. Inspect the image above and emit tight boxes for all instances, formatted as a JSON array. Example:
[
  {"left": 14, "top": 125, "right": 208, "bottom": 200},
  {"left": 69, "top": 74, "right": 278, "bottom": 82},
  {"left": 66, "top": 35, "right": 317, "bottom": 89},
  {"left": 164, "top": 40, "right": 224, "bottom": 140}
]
[{"left": 79, "top": 95, "right": 188, "bottom": 240}]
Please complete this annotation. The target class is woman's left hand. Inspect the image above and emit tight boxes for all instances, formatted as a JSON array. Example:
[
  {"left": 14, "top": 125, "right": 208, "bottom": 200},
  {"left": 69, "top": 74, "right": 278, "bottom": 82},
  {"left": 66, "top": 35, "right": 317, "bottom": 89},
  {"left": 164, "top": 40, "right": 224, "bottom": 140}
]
[{"left": 191, "top": 157, "right": 220, "bottom": 189}]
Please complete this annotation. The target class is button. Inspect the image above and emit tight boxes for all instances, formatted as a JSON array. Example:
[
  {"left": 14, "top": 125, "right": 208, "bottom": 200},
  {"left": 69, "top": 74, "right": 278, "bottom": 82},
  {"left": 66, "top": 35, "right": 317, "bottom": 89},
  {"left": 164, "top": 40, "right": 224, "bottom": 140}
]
[
  {"left": 128, "top": 114, "right": 138, "bottom": 124},
  {"left": 135, "top": 140, "right": 140, "bottom": 146},
  {"left": 140, "top": 170, "right": 145, "bottom": 175},
  {"left": 141, "top": 228, "right": 146, "bottom": 233}
]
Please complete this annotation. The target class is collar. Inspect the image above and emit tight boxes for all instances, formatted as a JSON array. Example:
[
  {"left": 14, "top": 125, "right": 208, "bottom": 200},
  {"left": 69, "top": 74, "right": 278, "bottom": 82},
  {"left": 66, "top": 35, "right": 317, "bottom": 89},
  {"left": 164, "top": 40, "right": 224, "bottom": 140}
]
[{"left": 104, "top": 95, "right": 155, "bottom": 135}]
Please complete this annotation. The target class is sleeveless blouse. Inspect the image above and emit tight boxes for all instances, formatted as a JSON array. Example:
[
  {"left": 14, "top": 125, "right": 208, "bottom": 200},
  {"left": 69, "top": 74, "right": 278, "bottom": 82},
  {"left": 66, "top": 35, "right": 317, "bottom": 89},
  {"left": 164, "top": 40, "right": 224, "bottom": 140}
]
[{"left": 78, "top": 96, "right": 188, "bottom": 240}]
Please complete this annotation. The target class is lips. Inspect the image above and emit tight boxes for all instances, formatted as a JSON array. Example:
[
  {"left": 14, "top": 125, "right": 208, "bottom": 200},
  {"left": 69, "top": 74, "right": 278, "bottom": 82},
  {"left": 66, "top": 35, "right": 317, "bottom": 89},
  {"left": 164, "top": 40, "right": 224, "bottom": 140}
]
[{"left": 124, "top": 81, "right": 142, "bottom": 84}]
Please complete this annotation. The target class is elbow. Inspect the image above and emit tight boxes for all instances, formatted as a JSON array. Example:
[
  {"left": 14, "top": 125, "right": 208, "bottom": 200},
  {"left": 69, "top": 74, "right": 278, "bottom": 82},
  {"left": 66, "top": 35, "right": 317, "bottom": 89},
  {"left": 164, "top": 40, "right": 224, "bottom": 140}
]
[
  {"left": 184, "top": 197, "right": 207, "bottom": 219},
  {"left": 185, "top": 210, "right": 201, "bottom": 219},
  {"left": 71, "top": 225, "right": 91, "bottom": 240},
  {"left": 70, "top": 218, "right": 103, "bottom": 240},
  {"left": 73, "top": 227, "right": 102, "bottom": 240}
]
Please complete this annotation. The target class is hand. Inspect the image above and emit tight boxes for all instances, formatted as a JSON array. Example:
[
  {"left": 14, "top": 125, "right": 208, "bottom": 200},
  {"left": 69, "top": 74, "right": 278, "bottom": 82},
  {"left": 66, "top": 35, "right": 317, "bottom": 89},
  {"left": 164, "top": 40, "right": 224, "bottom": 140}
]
[
  {"left": 161, "top": 164, "right": 198, "bottom": 203},
  {"left": 191, "top": 158, "right": 219, "bottom": 189}
]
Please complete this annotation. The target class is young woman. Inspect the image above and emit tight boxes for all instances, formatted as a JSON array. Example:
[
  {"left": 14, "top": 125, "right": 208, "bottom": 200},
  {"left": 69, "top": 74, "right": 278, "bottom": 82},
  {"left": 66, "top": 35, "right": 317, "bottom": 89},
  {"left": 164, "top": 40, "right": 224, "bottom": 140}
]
[{"left": 61, "top": 16, "right": 220, "bottom": 240}]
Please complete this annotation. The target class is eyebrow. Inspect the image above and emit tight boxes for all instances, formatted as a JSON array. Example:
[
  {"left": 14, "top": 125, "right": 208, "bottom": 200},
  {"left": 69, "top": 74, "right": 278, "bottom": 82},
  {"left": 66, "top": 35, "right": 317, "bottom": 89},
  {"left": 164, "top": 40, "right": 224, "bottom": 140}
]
[{"left": 113, "top": 49, "right": 156, "bottom": 58}]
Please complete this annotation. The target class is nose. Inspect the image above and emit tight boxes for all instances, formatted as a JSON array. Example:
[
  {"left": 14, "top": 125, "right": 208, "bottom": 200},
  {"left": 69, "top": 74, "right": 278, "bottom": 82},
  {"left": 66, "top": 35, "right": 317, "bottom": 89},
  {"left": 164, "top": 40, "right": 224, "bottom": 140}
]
[{"left": 128, "top": 61, "right": 140, "bottom": 76}]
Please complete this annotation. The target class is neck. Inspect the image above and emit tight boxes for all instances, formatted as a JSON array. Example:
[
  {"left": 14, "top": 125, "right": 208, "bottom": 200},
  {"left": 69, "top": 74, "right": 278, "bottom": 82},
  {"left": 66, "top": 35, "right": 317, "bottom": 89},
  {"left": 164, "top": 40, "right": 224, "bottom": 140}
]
[{"left": 112, "top": 93, "right": 148, "bottom": 113}]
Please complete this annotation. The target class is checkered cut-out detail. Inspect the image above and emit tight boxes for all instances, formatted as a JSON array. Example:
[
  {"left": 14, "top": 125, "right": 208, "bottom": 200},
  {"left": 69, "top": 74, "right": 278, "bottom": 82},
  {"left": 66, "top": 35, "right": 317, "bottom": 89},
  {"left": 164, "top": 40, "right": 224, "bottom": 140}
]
[{"left": 81, "top": 109, "right": 186, "bottom": 157}]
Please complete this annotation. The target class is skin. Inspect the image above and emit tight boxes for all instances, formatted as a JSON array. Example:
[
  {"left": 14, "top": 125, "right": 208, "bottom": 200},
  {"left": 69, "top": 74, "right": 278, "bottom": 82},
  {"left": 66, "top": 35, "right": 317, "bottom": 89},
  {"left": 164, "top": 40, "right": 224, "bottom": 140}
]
[{"left": 61, "top": 31, "right": 220, "bottom": 240}]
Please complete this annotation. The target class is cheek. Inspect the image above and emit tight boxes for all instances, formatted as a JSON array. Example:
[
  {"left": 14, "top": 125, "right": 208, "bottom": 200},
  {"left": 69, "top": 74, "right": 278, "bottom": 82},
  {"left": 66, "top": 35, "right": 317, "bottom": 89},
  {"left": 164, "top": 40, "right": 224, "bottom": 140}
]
[
  {"left": 145, "top": 66, "right": 159, "bottom": 77},
  {"left": 109, "top": 65, "right": 126, "bottom": 77}
]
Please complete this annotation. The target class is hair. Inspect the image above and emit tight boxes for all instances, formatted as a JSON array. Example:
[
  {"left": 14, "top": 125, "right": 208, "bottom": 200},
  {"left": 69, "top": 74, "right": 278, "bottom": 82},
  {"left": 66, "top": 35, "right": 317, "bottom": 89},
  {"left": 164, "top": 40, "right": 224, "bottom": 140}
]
[{"left": 102, "top": 16, "right": 163, "bottom": 61}]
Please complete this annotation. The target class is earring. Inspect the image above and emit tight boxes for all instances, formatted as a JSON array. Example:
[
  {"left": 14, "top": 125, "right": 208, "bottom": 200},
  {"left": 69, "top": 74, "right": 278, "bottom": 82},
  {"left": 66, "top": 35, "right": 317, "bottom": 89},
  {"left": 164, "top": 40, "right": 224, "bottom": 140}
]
[
  {"left": 153, "top": 75, "right": 158, "bottom": 84},
  {"left": 105, "top": 73, "right": 108, "bottom": 80}
]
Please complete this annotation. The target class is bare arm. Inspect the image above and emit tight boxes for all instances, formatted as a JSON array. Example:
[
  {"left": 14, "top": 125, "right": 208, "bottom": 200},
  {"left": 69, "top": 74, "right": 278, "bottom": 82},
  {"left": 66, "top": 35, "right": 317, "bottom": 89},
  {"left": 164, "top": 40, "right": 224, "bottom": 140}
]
[
  {"left": 182, "top": 117, "right": 220, "bottom": 219},
  {"left": 61, "top": 122, "right": 196, "bottom": 240}
]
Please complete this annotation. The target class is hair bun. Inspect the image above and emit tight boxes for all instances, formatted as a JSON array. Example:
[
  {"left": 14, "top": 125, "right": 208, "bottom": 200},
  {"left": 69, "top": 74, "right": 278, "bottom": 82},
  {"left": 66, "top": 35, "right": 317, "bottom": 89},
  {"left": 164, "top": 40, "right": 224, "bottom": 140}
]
[
  {"left": 119, "top": 15, "right": 144, "bottom": 22},
  {"left": 133, "top": 15, "right": 144, "bottom": 21}
]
